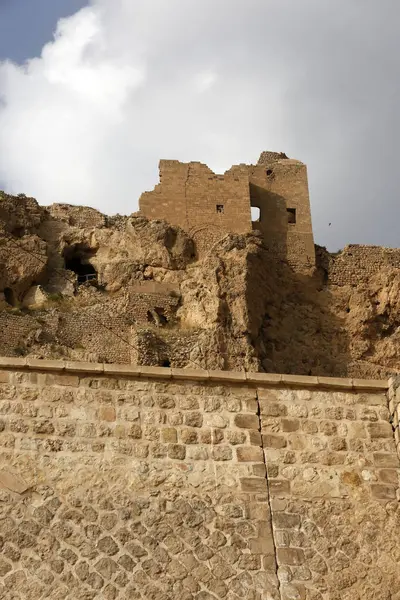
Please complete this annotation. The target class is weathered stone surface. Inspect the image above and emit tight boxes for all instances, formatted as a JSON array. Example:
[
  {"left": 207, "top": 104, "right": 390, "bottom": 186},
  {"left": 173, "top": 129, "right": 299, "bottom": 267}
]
[{"left": 0, "top": 365, "right": 398, "bottom": 600}]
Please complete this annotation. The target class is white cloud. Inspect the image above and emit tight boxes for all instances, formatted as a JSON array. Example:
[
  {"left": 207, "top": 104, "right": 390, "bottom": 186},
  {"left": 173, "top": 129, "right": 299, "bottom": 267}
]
[{"left": 0, "top": 0, "right": 399, "bottom": 250}]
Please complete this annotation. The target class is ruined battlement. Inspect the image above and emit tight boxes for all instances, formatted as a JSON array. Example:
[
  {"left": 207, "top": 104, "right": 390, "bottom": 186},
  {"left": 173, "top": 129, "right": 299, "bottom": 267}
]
[{"left": 139, "top": 152, "right": 315, "bottom": 270}]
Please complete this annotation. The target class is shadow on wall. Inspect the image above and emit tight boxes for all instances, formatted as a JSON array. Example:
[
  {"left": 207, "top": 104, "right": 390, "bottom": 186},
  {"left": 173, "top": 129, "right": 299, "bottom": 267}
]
[
  {"left": 245, "top": 243, "right": 351, "bottom": 377},
  {"left": 250, "top": 185, "right": 288, "bottom": 262}
]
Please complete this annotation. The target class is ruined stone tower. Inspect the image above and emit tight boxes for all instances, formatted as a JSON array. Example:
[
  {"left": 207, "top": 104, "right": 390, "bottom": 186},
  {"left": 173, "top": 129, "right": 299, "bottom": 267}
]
[{"left": 139, "top": 151, "right": 315, "bottom": 270}]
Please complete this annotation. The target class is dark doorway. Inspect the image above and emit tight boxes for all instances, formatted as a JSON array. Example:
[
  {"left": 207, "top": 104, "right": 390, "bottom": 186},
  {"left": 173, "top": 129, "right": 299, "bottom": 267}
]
[
  {"left": 63, "top": 244, "right": 98, "bottom": 284},
  {"left": 4, "top": 287, "right": 16, "bottom": 306}
]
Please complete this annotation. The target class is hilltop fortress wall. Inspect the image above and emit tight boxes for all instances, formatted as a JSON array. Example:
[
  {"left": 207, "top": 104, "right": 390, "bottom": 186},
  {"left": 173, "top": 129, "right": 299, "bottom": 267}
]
[
  {"left": 139, "top": 152, "right": 315, "bottom": 271},
  {"left": 0, "top": 358, "right": 399, "bottom": 599}
]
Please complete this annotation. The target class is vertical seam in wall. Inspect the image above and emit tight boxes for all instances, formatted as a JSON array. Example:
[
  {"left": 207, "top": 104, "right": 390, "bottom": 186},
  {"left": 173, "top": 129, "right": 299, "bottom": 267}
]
[{"left": 255, "top": 389, "right": 281, "bottom": 598}]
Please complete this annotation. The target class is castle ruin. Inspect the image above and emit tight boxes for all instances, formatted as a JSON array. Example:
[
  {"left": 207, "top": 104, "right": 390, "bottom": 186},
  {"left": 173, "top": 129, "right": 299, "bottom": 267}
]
[{"left": 139, "top": 151, "right": 315, "bottom": 270}]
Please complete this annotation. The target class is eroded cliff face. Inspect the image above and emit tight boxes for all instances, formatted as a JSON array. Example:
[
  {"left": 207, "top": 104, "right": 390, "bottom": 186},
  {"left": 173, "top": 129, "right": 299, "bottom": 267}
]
[{"left": 0, "top": 191, "right": 399, "bottom": 378}]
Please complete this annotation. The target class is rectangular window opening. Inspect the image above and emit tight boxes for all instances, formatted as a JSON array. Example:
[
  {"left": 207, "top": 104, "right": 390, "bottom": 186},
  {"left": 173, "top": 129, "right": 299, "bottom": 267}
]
[
  {"left": 287, "top": 208, "right": 296, "bottom": 224},
  {"left": 216, "top": 204, "right": 224, "bottom": 214}
]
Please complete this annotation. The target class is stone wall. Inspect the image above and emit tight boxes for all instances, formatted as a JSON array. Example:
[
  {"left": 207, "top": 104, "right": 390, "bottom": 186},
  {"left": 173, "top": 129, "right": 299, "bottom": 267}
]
[
  {"left": 249, "top": 159, "right": 315, "bottom": 271},
  {"left": 389, "top": 376, "right": 400, "bottom": 460},
  {"left": 139, "top": 161, "right": 252, "bottom": 258},
  {"left": 0, "top": 359, "right": 398, "bottom": 599},
  {"left": 326, "top": 245, "right": 400, "bottom": 286},
  {"left": 139, "top": 155, "right": 316, "bottom": 270}
]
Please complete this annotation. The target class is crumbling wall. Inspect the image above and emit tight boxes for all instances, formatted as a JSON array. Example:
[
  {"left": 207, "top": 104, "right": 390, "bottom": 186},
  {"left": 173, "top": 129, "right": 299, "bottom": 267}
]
[
  {"left": 140, "top": 161, "right": 252, "bottom": 257},
  {"left": 248, "top": 158, "right": 315, "bottom": 270},
  {"left": 324, "top": 245, "right": 400, "bottom": 286},
  {"left": 0, "top": 360, "right": 398, "bottom": 600}
]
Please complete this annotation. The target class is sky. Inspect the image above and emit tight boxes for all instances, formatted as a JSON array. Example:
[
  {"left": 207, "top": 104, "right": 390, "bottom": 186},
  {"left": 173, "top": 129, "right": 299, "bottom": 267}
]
[{"left": 0, "top": 0, "right": 399, "bottom": 251}]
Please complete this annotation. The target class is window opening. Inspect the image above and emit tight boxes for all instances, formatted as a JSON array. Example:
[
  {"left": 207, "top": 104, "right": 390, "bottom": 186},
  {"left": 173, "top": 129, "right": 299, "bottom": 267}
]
[
  {"left": 216, "top": 204, "right": 224, "bottom": 214},
  {"left": 287, "top": 208, "right": 296, "bottom": 224},
  {"left": 266, "top": 169, "right": 273, "bottom": 177},
  {"left": 251, "top": 207, "right": 261, "bottom": 222},
  {"left": 162, "top": 359, "right": 171, "bottom": 367}
]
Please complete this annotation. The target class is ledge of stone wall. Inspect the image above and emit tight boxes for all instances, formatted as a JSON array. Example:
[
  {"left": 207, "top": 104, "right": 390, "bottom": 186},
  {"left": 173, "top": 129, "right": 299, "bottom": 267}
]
[{"left": 0, "top": 356, "right": 389, "bottom": 391}]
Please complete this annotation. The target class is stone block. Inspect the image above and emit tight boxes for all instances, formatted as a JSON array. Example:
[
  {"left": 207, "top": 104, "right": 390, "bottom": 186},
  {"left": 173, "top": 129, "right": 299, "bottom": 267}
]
[
  {"left": 269, "top": 479, "right": 291, "bottom": 496},
  {"left": 370, "top": 484, "right": 396, "bottom": 500},
  {"left": 249, "top": 430, "right": 262, "bottom": 446},
  {"left": 234, "top": 414, "right": 259, "bottom": 430},
  {"left": 352, "top": 379, "right": 389, "bottom": 391},
  {"left": 263, "top": 434, "right": 287, "bottom": 449},
  {"left": 162, "top": 428, "right": 177, "bottom": 443},
  {"left": 236, "top": 446, "right": 264, "bottom": 462},
  {"left": 368, "top": 422, "right": 394, "bottom": 438},
  {"left": 317, "top": 377, "right": 353, "bottom": 390},
  {"left": 281, "top": 419, "right": 300, "bottom": 432},
  {"left": 378, "top": 469, "right": 399, "bottom": 485},
  {"left": 273, "top": 512, "right": 301, "bottom": 530},
  {"left": 277, "top": 547, "right": 305, "bottom": 566},
  {"left": 208, "top": 370, "right": 246, "bottom": 382},
  {"left": 260, "top": 403, "right": 288, "bottom": 417},
  {"left": 0, "top": 470, "right": 30, "bottom": 494},
  {"left": 281, "top": 374, "right": 319, "bottom": 387},
  {"left": 168, "top": 444, "right": 186, "bottom": 460},
  {"left": 171, "top": 367, "right": 209, "bottom": 381},
  {"left": 240, "top": 478, "right": 267, "bottom": 493},
  {"left": 99, "top": 406, "right": 116, "bottom": 422},
  {"left": 45, "top": 374, "right": 79, "bottom": 387}
]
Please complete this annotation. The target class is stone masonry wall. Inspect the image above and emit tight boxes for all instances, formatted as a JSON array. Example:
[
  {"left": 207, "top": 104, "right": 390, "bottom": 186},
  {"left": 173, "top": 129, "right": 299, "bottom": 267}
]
[
  {"left": 0, "top": 360, "right": 399, "bottom": 600},
  {"left": 327, "top": 245, "right": 400, "bottom": 286},
  {"left": 389, "top": 376, "right": 400, "bottom": 461},
  {"left": 139, "top": 161, "right": 252, "bottom": 258}
]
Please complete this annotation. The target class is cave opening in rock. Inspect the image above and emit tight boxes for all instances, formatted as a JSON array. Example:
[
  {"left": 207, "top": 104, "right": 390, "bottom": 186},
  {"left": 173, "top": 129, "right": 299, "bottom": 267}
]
[
  {"left": 63, "top": 244, "right": 98, "bottom": 285},
  {"left": 4, "top": 287, "right": 16, "bottom": 306}
]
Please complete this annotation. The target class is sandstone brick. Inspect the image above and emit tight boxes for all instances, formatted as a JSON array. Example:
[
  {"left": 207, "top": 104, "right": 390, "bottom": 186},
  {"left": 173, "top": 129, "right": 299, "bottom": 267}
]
[
  {"left": 277, "top": 547, "right": 305, "bottom": 566},
  {"left": 378, "top": 469, "right": 399, "bottom": 485},
  {"left": 168, "top": 444, "right": 186, "bottom": 460},
  {"left": 240, "top": 478, "right": 267, "bottom": 493},
  {"left": 263, "top": 434, "right": 287, "bottom": 449},
  {"left": 45, "top": 374, "right": 79, "bottom": 387},
  {"left": 370, "top": 484, "right": 396, "bottom": 500},
  {"left": 269, "top": 479, "right": 291, "bottom": 495},
  {"left": 273, "top": 512, "right": 301, "bottom": 529},
  {"left": 212, "top": 446, "right": 232, "bottom": 461},
  {"left": 99, "top": 406, "right": 116, "bottom": 422},
  {"left": 181, "top": 429, "right": 198, "bottom": 444},
  {"left": 281, "top": 419, "right": 300, "bottom": 432},
  {"left": 234, "top": 414, "right": 259, "bottom": 430},
  {"left": 236, "top": 446, "right": 264, "bottom": 462},
  {"left": 162, "top": 428, "right": 177, "bottom": 443},
  {"left": 260, "top": 402, "right": 288, "bottom": 417},
  {"left": 249, "top": 430, "right": 262, "bottom": 446},
  {"left": 184, "top": 412, "right": 203, "bottom": 427},
  {"left": 368, "top": 422, "right": 393, "bottom": 438}
]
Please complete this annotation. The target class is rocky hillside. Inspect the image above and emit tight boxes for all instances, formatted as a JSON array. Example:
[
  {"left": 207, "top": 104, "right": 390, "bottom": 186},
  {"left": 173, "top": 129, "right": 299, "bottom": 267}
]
[{"left": 1, "top": 191, "right": 399, "bottom": 378}]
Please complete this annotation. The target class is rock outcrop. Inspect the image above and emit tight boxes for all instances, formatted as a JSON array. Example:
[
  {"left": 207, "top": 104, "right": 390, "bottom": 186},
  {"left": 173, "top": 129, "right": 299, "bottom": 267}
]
[{"left": 0, "top": 192, "right": 399, "bottom": 378}]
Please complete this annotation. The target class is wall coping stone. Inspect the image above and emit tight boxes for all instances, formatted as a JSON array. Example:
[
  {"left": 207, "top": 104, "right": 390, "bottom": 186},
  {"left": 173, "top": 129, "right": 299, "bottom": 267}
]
[{"left": 0, "top": 357, "right": 390, "bottom": 391}]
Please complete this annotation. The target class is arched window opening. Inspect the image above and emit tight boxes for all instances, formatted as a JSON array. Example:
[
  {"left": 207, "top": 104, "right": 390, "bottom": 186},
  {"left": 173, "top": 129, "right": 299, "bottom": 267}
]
[
  {"left": 63, "top": 244, "right": 98, "bottom": 285},
  {"left": 251, "top": 207, "right": 261, "bottom": 222},
  {"left": 162, "top": 359, "right": 171, "bottom": 367}
]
